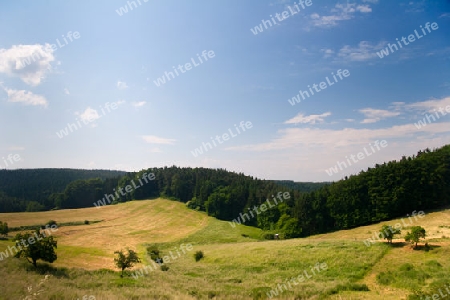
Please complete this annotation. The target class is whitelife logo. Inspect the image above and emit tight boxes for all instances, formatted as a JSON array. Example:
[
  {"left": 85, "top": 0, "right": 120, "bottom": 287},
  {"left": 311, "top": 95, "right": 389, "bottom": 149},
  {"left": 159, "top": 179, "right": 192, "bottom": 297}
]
[
  {"left": 228, "top": 192, "right": 290, "bottom": 228},
  {"left": 376, "top": 22, "right": 439, "bottom": 59},
  {"left": 363, "top": 210, "right": 425, "bottom": 247},
  {"left": 19, "top": 31, "right": 80, "bottom": 68},
  {"left": 0, "top": 225, "right": 58, "bottom": 262},
  {"left": 153, "top": 50, "right": 215, "bottom": 87},
  {"left": 93, "top": 172, "right": 155, "bottom": 208},
  {"left": 191, "top": 121, "right": 252, "bottom": 158},
  {"left": 250, "top": 0, "right": 313, "bottom": 35},
  {"left": 288, "top": 69, "right": 350, "bottom": 106},
  {"left": 325, "top": 140, "right": 388, "bottom": 176}
]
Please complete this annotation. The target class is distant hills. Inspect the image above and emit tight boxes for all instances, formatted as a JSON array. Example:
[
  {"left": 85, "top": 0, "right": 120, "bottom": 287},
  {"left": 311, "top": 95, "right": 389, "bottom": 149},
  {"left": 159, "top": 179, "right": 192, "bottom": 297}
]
[{"left": 0, "top": 144, "right": 449, "bottom": 239}]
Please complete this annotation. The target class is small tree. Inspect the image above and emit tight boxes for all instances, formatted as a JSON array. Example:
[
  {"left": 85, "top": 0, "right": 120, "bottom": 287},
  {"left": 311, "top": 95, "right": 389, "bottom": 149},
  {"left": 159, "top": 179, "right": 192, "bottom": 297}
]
[
  {"left": 194, "top": 251, "right": 204, "bottom": 262},
  {"left": 0, "top": 221, "right": 8, "bottom": 237},
  {"left": 14, "top": 229, "right": 57, "bottom": 267},
  {"left": 380, "top": 225, "right": 401, "bottom": 244},
  {"left": 114, "top": 249, "right": 141, "bottom": 277},
  {"left": 405, "top": 226, "right": 426, "bottom": 248}
]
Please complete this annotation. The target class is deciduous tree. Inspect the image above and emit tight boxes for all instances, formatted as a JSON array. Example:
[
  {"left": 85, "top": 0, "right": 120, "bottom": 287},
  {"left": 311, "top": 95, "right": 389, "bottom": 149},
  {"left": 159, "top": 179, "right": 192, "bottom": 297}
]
[
  {"left": 405, "top": 226, "right": 426, "bottom": 248},
  {"left": 114, "top": 249, "right": 141, "bottom": 277},
  {"left": 14, "top": 229, "right": 57, "bottom": 267}
]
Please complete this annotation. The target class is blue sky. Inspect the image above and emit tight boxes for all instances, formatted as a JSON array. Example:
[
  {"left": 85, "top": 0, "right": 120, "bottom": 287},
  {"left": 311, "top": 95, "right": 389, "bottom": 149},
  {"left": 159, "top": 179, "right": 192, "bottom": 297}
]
[{"left": 0, "top": 0, "right": 449, "bottom": 182}]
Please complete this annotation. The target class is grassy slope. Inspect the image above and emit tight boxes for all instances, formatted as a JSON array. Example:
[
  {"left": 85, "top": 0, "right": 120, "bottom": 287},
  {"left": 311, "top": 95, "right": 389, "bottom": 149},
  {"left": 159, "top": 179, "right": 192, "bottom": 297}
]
[{"left": 0, "top": 199, "right": 449, "bottom": 299}]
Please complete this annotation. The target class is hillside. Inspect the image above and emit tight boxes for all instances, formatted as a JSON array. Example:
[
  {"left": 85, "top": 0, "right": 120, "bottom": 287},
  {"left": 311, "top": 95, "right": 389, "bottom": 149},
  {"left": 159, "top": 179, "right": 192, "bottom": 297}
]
[
  {"left": 0, "top": 168, "right": 125, "bottom": 212},
  {"left": 0, "top": 199, "right": 449, "bottom": 299}
]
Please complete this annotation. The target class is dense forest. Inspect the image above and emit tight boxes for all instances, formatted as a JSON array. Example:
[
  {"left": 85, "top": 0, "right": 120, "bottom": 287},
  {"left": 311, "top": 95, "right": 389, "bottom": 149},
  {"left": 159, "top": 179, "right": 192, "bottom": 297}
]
[
  {"left": 0, "top": 145, "right": 449, "bottom": 239},
  {"left": 0, "top": 169, "right": 125, "bottom": 212}
]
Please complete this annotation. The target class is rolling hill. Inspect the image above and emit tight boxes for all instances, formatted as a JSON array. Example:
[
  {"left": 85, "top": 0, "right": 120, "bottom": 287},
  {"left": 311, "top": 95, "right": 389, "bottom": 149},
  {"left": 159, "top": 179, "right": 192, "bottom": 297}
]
[{"left": 0, "top": 198, "right": 449, "bottom": 299}]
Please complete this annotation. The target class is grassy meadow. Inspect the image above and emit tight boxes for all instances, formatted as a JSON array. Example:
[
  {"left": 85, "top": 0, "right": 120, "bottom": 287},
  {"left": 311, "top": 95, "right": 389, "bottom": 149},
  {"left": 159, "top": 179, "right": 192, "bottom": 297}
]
[{"left": 0, "top": 199, "right": 449, "bottom": 299}]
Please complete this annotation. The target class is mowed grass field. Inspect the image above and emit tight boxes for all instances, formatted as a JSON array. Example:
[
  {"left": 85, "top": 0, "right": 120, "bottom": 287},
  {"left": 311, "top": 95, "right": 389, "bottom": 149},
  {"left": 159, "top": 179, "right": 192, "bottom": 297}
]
[{"left": 0, "top": 199, "right": 449, "bottom": 299}]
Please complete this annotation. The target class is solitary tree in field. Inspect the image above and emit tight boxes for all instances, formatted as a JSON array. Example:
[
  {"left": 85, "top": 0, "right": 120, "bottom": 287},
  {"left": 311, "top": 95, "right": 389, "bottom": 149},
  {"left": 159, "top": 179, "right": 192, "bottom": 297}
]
[
  {"left": 405, "top": 226, "right": 426, "bottom": 248},
  {"left": 380, "top": 225, "right": 401, "bottom": 244},
  {"left": 0, "top": 221, "right": 8, "bottom": 237},
  {"left": 114, "top": 249, "right": 141, "bottom": 277},
  {"left": 14, "top": 230, "right": 57, "bottom": 267}
]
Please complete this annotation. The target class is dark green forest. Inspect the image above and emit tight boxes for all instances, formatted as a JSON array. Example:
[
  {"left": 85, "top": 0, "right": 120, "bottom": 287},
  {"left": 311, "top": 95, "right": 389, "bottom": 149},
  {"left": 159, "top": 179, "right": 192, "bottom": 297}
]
[
  {"left": 0, "top": 145, "right": 449, "bottom": 239},
  {"left": 0, "top": 169, "right": 125, "bottom": 212}
]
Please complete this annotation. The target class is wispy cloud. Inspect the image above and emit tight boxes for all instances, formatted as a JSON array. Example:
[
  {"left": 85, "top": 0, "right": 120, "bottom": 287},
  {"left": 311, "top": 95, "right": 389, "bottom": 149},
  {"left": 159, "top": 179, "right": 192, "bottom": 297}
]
[
  {"left": 142, "top": 135, "right": 176, "bottom": 145},
  {"left": 337, "top": 41, "right": 387, "bottom": 62},
  {"left": 404, "top": 97, "right": 450, "bottom": 113},
  {"left": 358, "top": 108, "right": 401, "bottom": 124},
  {"left": 309, "top": 2, "right": 375, "bottom": 28},
  {"left": 227, "top": 96, "right": 450, "bottom": 153},
  {"left": 285, "top": 112, "right": 331, "bottom": 125},
  {"left": 132, "top": 101, "right": 146, "bottom": 107},
  {"left": 3, "top": 87, "right": 48, "bottom": 107},
  {"left": 117, "top": 81, "right": 128, "bottom": 90},
  {"left": 404, "top": 0, "right": 426, "bottom": 13}
]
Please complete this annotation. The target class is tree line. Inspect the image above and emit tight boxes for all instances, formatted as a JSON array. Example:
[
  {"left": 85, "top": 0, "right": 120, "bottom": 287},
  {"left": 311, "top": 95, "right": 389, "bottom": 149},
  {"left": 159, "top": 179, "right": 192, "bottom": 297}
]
[
  {"left": 0, "top": 145, "right": 448, "bottom": 239},
  {"left": 0, "top": 169, "right": 125, "bottom": 212}
]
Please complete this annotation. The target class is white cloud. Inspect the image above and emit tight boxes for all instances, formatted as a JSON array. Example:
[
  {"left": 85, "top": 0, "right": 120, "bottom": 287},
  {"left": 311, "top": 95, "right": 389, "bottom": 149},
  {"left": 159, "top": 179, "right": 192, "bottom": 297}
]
[
  {"left": 132, "top": 101, "right": 146, "bottom": 107},
  {"left": 117, "top": 81, "right": 128, "bottom": 90},
  {"left": 337, "top": 41, "right": 386, "bottom": 61},
  {"left": 439, "top": 13, "right": 450, "bottom": 18},
  {"left": 3, "top": 87, "right": 48, "bottom": 107},
  {"left": 142, "top": 135, "right": 176, "bottom": 145},
  {"left": 358, "top": 108, "right": 401, "bottom": 123},
  {"left": 79, "top": 107, "right": 100, "bottom": 123},
  {"left": 228, "top": 96, "right": 450, "bottom": 153},
  {"left": 310, "top": 2, "right": 375, "bottom": 28},
  {"left": 356, "top": 5, "right": 372, "bottom": 13},
  {"left": 0, "top": 44, "right": 55, "bottom": 86},
  {"left": 404, "top": 97, "right": 450, "bottom": 113},
  {"left": 321, "top": 48, "right": 334, "bottom": 58},
  {"left": 64, "top": 88, "right": 70, "bottom": 95},
  {"left": 285, "top": 112, "right": 332, "bottom": 125},
  {"left": 227, "top": 121, "right": 450, "bottom": 153}
]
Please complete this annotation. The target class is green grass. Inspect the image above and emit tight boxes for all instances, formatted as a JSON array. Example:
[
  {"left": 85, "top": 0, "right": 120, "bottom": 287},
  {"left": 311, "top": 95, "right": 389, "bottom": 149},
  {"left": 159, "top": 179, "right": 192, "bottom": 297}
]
[{"left": 0, "top": 200, "right": 449, "bottom": 299}]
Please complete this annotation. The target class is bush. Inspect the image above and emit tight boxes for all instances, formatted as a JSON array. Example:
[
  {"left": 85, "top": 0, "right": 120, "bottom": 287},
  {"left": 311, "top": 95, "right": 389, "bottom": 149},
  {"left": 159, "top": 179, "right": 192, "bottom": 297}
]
[
  {"left": 46, "top": 220, "right": 58, "bottom": 228},
  {"left": 325, "top": 283, "right": 370, "bottom": 295},
  {"left": 194, "top": 251, "right": 204, "bottom": 262},
  {"left": 84, "top": 220, "right": 89, "bottom": 225},
  {"left": 146, "top": 244, "right": 163, "bottom": 263},
  {"left": 160, "top": 265, "right": 169, "bottom": 271}
]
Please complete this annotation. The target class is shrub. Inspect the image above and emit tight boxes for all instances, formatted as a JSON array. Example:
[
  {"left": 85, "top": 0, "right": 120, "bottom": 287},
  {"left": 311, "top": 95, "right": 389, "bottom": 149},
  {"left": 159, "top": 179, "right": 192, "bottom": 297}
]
[
  {"left": 146, "top": 244, "right": 163, "bottom": 263},
  {"left": 160, "top": 265, "right": 169, "bottom": 271},
  {"left": 45, "top": 220, "right": 58, "bottom": 228},
  {"left": 194, "top": 251, "right": 204, "bottom": 262},
  {"left": 325, "top": 283, "right": 370, "bottom": 295},
  {"left": 84, "top": 220, "right": 89, "bottom": 225}
]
